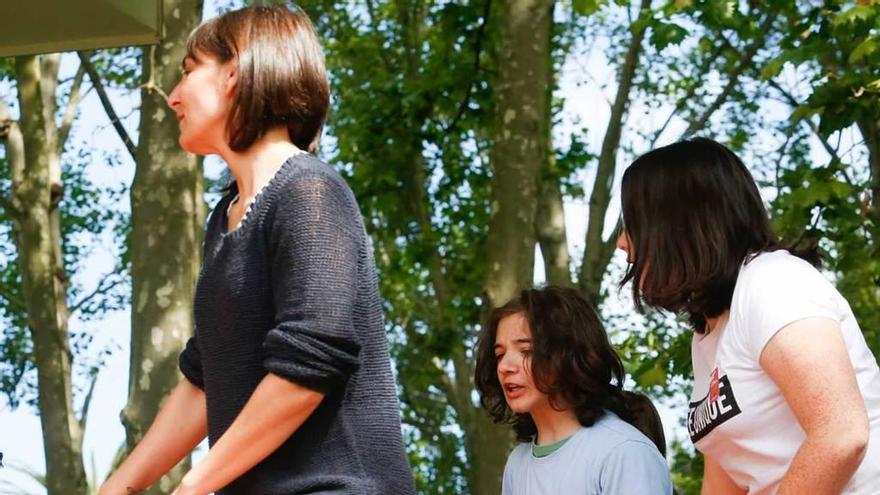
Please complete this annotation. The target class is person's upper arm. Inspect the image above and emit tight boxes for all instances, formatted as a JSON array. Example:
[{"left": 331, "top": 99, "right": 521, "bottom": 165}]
[
  {"left": 261, "top": 169, "right": 363, "bottom": 395},
  {"left": 600, "top": 440, "right": 671, "bottom": 494},
  {"left": 701, "top": 454, "right": 746, "bottom": 495},
  {"left": 759, "top": 317, "right": 868, "bottom": 442},
  {"left": 735, "top": 255, "right": 840, "bottom": 360}
]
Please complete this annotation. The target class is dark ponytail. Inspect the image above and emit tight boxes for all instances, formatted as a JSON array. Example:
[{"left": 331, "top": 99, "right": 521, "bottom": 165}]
[
  {"left": 475, "top": 286, "right": 666, "bottom": 455},
  {"left": 611, "top": 390, "right": 667, "bottom": 457}
]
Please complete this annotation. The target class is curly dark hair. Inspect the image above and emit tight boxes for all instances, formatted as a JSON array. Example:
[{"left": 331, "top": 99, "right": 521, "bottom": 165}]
[
  {"left": 474, "top": 286, "right": 665, "bottom": 455},
  {"left": 620, "top": 137, "right": 819, "bottom": 332}
]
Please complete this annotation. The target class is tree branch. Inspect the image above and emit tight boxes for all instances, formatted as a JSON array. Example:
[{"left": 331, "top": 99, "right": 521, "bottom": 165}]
[
  {"left": 58, "top": 63, "right": 87, "bottom": 152},
  {"left": 579, "top": 0, "right": 650, "bottom": 304},
  {"left": 78, "top": 368, "right": 100, "bottom": 431},
  {"left": 77, "top": 51, "right": 137, "bottom": 161},
  {"left": 648, "top": 42, "right": 727, "bottom": 148},
  {"left": 681, "top": 14, "right": 777, "bottom": 138},
  {"left": 70, "top": 270, "right": 125, "bottom": 315},
  {"left": 441, "top": 0, "right": 492, "bottom": 135},
  {"left": 767, "top": 78, "right": 843, "bottom": 165}
]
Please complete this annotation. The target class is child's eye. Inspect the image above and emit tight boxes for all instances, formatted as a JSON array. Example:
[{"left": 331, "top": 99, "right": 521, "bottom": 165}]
[
  {"left": 495, "top": 353, "right": 504, "bottom": 362},
  {"left": 521, "top": 349, "right": 532, "bottom": 357}
]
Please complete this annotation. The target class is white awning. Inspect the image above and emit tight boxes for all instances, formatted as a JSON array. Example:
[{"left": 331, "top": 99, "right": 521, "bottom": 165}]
[{"left": 0, "top": 0, "right": 161, "bottom": 56}]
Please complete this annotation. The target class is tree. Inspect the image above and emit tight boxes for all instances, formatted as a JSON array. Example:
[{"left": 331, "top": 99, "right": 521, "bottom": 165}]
[
  {"left": 109, "top": 1, "right": 206, "bottom": 493},
  {"left": 0, "top": 52, "right": 126, "bottom": 494}
]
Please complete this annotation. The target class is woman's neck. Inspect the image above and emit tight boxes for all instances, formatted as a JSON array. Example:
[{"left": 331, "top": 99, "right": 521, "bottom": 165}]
[
  {"left": 218, "top": 127, "right": 303, "bottom": 199},
  {"left": 530, "top": 405, "right": 582, "bottom": 446}
]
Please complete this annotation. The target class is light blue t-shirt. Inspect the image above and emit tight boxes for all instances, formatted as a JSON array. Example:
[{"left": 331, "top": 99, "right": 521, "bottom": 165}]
[{"left": 501, "top": 412, "right": 672, "bottom": 495}]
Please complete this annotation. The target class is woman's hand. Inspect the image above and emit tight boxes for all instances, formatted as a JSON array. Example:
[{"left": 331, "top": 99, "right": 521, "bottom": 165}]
[{"left": 101, "top": 380, "right": 207, "bottom": 495}]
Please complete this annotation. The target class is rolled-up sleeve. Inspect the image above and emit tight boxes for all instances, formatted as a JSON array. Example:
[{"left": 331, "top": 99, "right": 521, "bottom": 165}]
[
  {"left": 179, "top": 334, "right": 205, "bottom": 389},
  {"left": 262, "top": 170, "right": 362, "bottom": 394}
]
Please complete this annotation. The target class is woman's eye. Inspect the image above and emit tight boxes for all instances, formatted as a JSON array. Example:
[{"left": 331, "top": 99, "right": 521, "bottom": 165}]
[
  {"left": 495, "top": 353, "right": 504, "bottom": 361},
  {"left": 521, "top": 349, "right": 532, "bottom": 357}
]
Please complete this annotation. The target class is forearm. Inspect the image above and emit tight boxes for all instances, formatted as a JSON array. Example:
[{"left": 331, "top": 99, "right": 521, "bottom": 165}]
[
  {"left": 176, "top": 373, "right": 324, "bottom": 494},
  {"left": 101, "top": 379, "right": 207, "bottom": 494},
  {"left": 776, "top": 430, "right": 867, "bottom": 495}
]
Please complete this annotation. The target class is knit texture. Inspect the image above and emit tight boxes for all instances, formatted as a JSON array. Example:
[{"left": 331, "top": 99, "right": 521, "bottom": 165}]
[{"left": 179, "top": 153, "right": 415, "bottom": 494}]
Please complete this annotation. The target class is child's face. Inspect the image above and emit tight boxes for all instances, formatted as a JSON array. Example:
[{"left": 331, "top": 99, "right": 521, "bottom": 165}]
[{"left": 494, "top": 313, "right": 551, "bottom": 415}]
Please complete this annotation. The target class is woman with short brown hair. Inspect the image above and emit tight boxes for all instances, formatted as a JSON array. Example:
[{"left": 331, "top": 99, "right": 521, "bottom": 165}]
[{"left": 100, "top": 5, "right": 415, "bottom": 494}]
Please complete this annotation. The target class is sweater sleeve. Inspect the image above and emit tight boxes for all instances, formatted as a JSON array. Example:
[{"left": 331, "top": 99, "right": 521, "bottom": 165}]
[
  {"left": 261, "top": 169, "right": 362, "bottom": 394},
  {"left": 179, "top": 334, "right": 205, "bottom": 389}
]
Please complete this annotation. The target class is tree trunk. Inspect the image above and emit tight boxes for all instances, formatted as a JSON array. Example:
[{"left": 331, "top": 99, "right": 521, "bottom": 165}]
[
  {"left": 535, "top": 35, "right": 571, "bottom": 288},
  {"left": 485, "top": 0, "right": 554, "bottom": 308},
  {"left": 536, "top": 173, "right": 571, "bottom": 287},
  {"left": 10, "top": 55, "right": 88, "bottom": 495},
  {"left": 476, "top": 0, "right": 554, "bottom": 493},
  {"left": 122, "top": 1, "right": 205, "bottom": 492}
]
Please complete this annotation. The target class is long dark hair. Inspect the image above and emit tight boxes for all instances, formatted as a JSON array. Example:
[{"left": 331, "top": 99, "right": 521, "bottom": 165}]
[
  {"left": 474, "top": 286, "right": 666, "bottom": 456},
  {"left": 620, "top": 137, "right": 818, "bottom": 332}
]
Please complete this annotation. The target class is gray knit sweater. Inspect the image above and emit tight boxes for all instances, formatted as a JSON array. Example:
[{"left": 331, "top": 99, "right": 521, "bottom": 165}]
[{"left": 179, "top": 153, "right": 415, "bottom": 494}]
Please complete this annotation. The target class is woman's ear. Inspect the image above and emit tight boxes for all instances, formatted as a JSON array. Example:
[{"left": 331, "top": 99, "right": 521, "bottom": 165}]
[{"left": 223, "top": 61, "right": 238, "bottom": 97}]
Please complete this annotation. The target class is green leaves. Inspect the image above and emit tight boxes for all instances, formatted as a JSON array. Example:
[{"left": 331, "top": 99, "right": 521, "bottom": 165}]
[
  {"left": 649, "top": 20, "right": 689, "bottom": 50},
  {"left": 573, "top": 0, "right": 606, "bottom": 16},
  {"left": 831, "top": 4, "right": 877, "bottom": 31},
  {"left": 849, "top": 35, "right": 880, "bottom": 63}
]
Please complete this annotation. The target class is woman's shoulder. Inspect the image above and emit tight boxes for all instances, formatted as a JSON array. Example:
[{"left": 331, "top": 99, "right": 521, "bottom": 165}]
[
  {"left": 276, "top": 153, "right": 347, "bottom": 186},
  {"left": 737, "top": 250, "right": 829, "bottom": 293},
  {"left": 740, "top": 249, "right": 819, "bottom": 277},
  {"left": 266, "top": 153, "right": 358, "bottom": 212}
]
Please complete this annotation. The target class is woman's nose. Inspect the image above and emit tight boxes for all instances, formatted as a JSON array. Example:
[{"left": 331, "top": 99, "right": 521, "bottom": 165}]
[{"left": 167, "top": 83, "right": 182, "bottom": 110}]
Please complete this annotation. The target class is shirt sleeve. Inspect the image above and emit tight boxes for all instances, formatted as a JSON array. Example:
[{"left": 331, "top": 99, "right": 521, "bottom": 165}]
[
  {"left": 735, "top": 253, "right": 842, "bottom": 361},
  {"left": 179, "top": 334, "right": 205, "bottom": 389},
  {"left": 261, "top": 169, "right": 362, "bottom": 395},
  {"left": 600, "top": 440, "right": 672, "bottom": 494}
]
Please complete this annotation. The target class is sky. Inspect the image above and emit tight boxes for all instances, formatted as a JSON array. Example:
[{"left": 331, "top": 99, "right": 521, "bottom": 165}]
[{"left": 0, "top": 2, "right": 851, "bottom": 494}]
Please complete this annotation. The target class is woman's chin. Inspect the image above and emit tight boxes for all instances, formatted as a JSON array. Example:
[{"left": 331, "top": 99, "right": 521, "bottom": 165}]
[{"left": 178, "top": 137, "right": 213, "bottom": 155}]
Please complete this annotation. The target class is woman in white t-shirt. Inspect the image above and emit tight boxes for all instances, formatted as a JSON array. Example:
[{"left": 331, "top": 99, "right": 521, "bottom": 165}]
[{"left": 616, "top": 138, "right": 880, "bottom": 495}]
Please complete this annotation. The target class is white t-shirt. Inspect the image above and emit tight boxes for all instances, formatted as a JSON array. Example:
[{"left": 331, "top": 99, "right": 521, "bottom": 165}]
[{"left": 689, "top": 250, "right": 880, "bottom": 494}]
